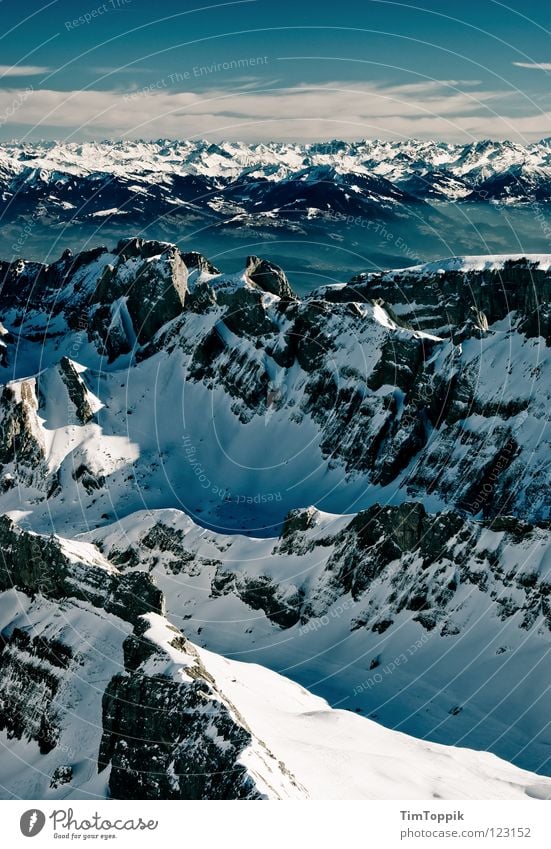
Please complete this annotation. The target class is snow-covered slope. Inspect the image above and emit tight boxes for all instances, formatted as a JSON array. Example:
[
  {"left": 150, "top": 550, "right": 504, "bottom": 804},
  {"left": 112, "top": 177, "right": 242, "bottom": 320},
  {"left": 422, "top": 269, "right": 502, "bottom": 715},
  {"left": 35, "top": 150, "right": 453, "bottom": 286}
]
[
  {"left": 199, "top": 645, "right": 551, "bottom": 800},
  {"left": 1, "top": 242, "right": 550, "bottom": 531},
  {"left": 89, "top": 500, "right": 551, "bottom": 776},
  {"left": 1, "top": 238, "right": 550, "bottom": 796},
  {"left": 0, "top": 521, "right": 550, "bottom": 801}
]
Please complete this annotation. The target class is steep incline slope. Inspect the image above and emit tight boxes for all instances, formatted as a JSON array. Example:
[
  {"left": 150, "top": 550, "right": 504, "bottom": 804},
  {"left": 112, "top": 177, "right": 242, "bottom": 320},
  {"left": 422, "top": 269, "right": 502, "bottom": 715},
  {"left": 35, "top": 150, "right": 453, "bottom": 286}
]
[
  {"left": 1, "top": 242, "right": 550, "bottom": 788},
  {"left": 0, "top": 246, "right": 549, "bottom": 533},
  {"left": 2, "top": 521, "right": 549, "bottom": 800}
]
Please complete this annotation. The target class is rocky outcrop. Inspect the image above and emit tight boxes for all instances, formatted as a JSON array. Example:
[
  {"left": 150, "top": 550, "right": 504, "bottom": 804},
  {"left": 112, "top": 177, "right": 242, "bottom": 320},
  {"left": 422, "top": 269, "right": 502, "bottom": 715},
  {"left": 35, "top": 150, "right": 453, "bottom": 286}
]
[
  {"left": 95, "top": 243, "right": 189, "bottom": 343},
  {"left": 58, "top": 357, "right": 94, "bottom": 424},
  {"left": 97, "top": 502, "right": 551, "bottom": 639},
  {"left": 0, "top": 322, "right": 10, "bottom": 367},
  {"left": 181, "top": 251, "right": 220, "bottom": 276},
  {"left": 327, "top": 258, "right": 551, "bottom": 339},
  {"left": 0, "top": 627, "right": 72, "bottom": 753},
  {"left": 0, "top": 522, "right": 293, "bottom": 799},
  {"left": 98, "top": 616, "right": 263, "bottom": 799},
  {"left": 280, "top": 502, "right": 551, "bottom": 634},
  {"left": 125, "top": 249, "right": 188, "bottom": 342},
  {"left": 0, "top": 515, "right": 163, "bottom": 626},
  {"left": 245, "top": 255, "right": 295, "bottom": 300},
  {"left": 0, "top": 381, "right": 46, "bottom": 483},
  {"left": 0, "top": 243, "right": 550, "bottom": 525}
]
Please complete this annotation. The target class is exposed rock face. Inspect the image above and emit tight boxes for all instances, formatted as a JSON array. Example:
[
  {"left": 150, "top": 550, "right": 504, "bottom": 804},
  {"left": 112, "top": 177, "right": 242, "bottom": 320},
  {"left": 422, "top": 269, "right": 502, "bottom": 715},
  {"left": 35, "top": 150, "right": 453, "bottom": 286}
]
[
  {"left": 58, "top": 357, "right": 94, "bottom": 424},
  {"left": 216, "top": 287, "right": 279, "bottom": 339},
  {"left": 0, "top": 381, "right": 46, "bottom": 483},
  {"left": 0, "top": 627, "right": 72, "bottom": 753},
  {"left": 0, "top": 514, "right": 70, "bottom": 598},
  {"left": 90, "top": 499, "right": 551, "bottom": 774},
  {"left": 181, "top": 251, "right": 220, "bottom": 276},
  {"left": 94, "top": 243, "right": 189, "bottom": 343},
  {"left": 1, "top": 240, "right": 551, "bottom": 788},
  {"left": 0, "top": 322, "right": 10, "bottom": 367},
  {"left": 0, "top": 240, "right": 190, "bottom": 354},
  {"left": 326, "top": 259, "right": 551, "bottom": 339},
  {"left": 125, "top": 248, "right": 188, "bottom": 342},
  {"left": 102, "top": 503, "right": 551, "bottom": 635},
  {"left": 0, "top": 522, "right": 292, "bottom": 800},
  {"left": 0, "top": 514, "right": 163, "bottom": 626},
  {"left": 245, "top": 255, "right": 295, "bottom": 300},
  {"left": 99, "top": 616, "right": 262, "bottom": 800},
  {"left": 0, "top": 242, "right": 549, "bottom": 526}
]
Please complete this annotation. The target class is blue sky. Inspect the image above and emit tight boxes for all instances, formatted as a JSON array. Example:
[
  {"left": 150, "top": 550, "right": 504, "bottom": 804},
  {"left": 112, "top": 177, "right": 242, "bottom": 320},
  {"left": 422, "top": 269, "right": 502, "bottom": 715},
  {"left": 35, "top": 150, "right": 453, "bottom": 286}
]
[{"left": 0, "top": 0, "right": 549, "bottom": 142}]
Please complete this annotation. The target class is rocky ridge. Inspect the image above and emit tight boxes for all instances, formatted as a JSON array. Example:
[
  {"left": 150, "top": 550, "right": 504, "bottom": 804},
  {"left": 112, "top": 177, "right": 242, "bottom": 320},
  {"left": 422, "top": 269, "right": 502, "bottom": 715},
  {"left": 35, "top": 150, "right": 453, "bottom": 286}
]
[
  {"left": 0, "top": 240, "right": 550, "bottom": 791},
  {"left": 1, "top": 517, "right": 550, "bottom": 799},
  {"left": 0, "top": 244, "right": 549, "bottom": 527},
  {"left": 0, "top": 517, "right": 300, "bottom": 799}
]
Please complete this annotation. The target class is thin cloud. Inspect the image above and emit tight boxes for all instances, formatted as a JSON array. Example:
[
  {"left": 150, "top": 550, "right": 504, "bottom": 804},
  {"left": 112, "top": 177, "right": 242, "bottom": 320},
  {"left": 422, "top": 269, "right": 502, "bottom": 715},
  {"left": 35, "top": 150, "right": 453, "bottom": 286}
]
[
  {"left": 0, "top": 80, "right": 546, "bottom": 143},
  {"left": 0, "top": 65, "right": 51, "bottom": 77},
  {"left": 513, "top": 62, "right": 551, "bottom": 71}
]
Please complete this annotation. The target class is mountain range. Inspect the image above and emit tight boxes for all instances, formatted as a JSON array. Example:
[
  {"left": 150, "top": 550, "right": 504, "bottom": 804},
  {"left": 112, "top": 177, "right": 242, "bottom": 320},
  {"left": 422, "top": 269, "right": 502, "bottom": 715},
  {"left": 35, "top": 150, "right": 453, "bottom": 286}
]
[
  {"left": 2, "top": 139, "right": 550, "bottom": 295},
  {"left": 0, "top": 237, "right": 550, "bottom": 798}
]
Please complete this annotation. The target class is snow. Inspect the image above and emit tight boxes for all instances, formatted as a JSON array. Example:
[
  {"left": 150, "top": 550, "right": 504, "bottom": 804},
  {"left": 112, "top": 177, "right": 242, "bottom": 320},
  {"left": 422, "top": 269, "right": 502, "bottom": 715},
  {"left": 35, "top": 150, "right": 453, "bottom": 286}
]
[
  {"left": 197, "top": 645, "right": 551, "bottom": 800},
  {"left": 0, "top": 589, "right": 131, "bottom": 800},
  {"left": 1, "top": 235, "right": 551, "bottom": 797},
  {"left": 385, "top": 255, "right": 551, "bottom": 277},
  {"left": 3, "top": 580, "right": 548, "bottom": 800},
  {"left": 1, "top": 138, "right": 550, "bottom": 206},
  {"left": 90, "top": 208, "right": 128, "bottom": 218}
]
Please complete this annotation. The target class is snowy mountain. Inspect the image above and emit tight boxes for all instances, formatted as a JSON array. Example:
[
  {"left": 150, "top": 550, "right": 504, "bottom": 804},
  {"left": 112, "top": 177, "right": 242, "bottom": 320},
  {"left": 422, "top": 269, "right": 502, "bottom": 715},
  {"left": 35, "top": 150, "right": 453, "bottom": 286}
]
[
  {"left": 0, "top": 238, "right": 550, "bottom": 797},
  {"left": 2, "top": 139, "right": 550, "bottom": 296},
  {"left": 0, "top": 138, "right": 550, "bottom": 231},
  {"left": 1, "top": 517, "right": 550, "bottom": 800},
  {"left": 1, "top": 242, "right": 549, "bottom": 529}
]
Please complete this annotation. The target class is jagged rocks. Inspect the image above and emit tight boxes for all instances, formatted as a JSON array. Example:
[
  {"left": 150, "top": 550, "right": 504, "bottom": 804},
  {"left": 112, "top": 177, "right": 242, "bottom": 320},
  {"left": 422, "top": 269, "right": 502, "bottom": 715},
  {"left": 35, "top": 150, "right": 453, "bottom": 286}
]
[
  {"left": 222, "top": 574, "right": 303, "bottom": 628},
  {"left": 0, "top": 515, "right": 165, "bottom": 628},
  {"left": 98, "top": 615, "right": 262, "bottom": 800},
  {"left": 338, "top": 259, "right": 551, "bottom": 337},
  {"left": 0, "top": 381, "right": 46, "bottom": 480},
  {"left": 126, "top": 249, "right": 188, "bottom": 342},
  {"left": 217, "top": 287, "right": 279, "bottom": 338},
  {"left": 106, "top": 571, "right": 165, "bottom": 625},
  {"left": 0, "top": 524, "right": 292, "bottom": 799},
  {"left": 89, "top": 302, "right": 133, "bottom": 362},
  {"left": 95, "top": 245, "right": 188, "bottom": 342},
  {"left": 1, "top": 241, "right": 550, "bottom": 525},
  {"left": 0, "top": 515, "right": 71, "bottom": 598},
  {"left": 0, "top": 627, "right": 72, "bottom": 753},
  {"left": 49, "top": 765, "right": 73, "bottom": 788},
  {"left": 280, "top": 507, "right": 318, "bottom": 545},
  {"left": 72, "top": 463, "right": 105, "bottom": 492},
  {"left": 245, "top": 256, "right": 295, "bottom": 300},
  {"left": 0, "top": 322, "right": 10, "bottom": 367},
  {"left": 181, "top": 251, "right": 220, "bottom": 276},
  {"left": 288, "top": 301, "right": 335, "bottom": 372},
  {"left": 58, "top": 357, "right": 94, "bottom": 424}
]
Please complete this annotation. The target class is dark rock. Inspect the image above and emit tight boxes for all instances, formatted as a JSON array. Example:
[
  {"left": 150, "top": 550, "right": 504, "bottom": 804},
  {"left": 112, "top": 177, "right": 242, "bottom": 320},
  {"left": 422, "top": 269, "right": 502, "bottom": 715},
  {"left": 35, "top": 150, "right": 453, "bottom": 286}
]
[
  {"left": 50, "top": 765, "right": 73, "bottom": 788},
  {"left": 181, "top": 251, "right": 220, "bottom": 275},
  {"left": 0, "top": 628, "right": 72, "bottom": 753},
  {"left": 245, "top": 256, "right": 295, "bottom": 300},
  {"left": 58, "top": 357, "right": 94, "bottom": 423},
  {"left": 98, "top": 620, "right": 263, "bottom": 800},
  {"left": 106, "top": 571, "right": 164, "bottom": 626}
]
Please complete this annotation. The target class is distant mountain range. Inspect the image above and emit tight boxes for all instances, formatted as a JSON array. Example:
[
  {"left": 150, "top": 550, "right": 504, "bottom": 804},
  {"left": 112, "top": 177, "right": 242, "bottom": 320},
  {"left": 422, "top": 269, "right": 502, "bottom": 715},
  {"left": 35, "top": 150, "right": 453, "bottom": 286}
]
[{"left": 1, "top": 138, "right": 550, "bottom": 233}]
